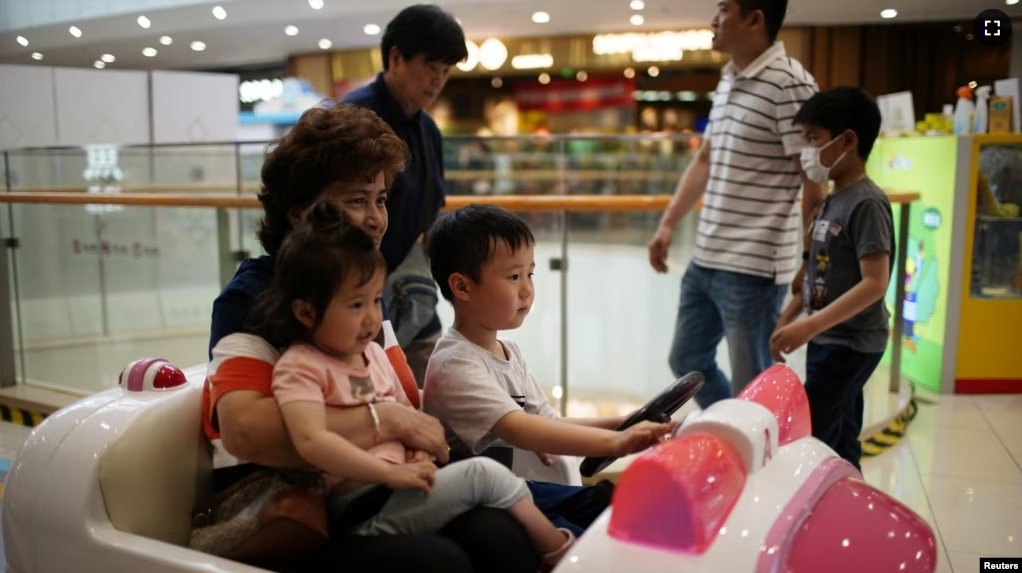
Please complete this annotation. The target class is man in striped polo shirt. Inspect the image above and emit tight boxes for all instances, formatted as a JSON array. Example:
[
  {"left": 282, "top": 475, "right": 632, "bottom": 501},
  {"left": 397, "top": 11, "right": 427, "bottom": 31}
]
[{"left": 648, "top": 0, "right": 827, "bottom": 408}]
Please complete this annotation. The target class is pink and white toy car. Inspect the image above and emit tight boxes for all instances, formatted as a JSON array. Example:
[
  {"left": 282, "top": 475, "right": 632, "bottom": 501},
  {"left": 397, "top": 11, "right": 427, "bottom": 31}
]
[
  {"left": 559, "top": 364, "right": 938, "bottom": 573},
  {"left": 0, "top": 358, "right": 936, "bottom": 573}
]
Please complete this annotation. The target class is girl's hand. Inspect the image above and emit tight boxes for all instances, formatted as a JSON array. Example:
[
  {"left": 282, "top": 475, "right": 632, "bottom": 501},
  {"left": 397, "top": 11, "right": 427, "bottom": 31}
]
[
  {"left": 406, "top": 449, "right": 435, "bottom": 463},
  {"left": 384, "top": 461, "right": 437, "bottom": 494}
]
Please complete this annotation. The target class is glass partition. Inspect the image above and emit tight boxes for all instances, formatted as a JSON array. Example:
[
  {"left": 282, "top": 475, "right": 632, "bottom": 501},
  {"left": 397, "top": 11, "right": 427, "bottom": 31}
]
[
  {"left": 0, "top": 135, "right": 700, "bottom": 399},
  {"left": 973, "top": 141, "right": 1022, "bottom": 299}
]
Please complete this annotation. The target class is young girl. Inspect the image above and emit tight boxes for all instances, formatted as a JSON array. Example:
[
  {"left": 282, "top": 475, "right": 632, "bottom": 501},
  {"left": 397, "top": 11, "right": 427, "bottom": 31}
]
[{"left": 252, "top": 201, "right": 575, "bottom": 570}]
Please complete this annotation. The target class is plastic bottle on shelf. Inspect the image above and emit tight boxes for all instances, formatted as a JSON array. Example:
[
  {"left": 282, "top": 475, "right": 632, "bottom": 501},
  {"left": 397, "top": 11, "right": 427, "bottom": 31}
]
[
  {"left": 953, "top": 86, "right": 975, "bottom": 135},
  {"left": 973, "top": 85, "right": 991, "bottom": 135}
]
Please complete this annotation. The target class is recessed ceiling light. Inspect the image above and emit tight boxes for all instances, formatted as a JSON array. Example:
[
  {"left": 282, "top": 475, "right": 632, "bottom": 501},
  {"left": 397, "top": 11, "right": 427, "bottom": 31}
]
[
  {"left": 285, "top": 25, "right": 299, "bottom": 36},
  {"left": 648, "top": 65, "right": 660, "bottom": 77},
  {"left": 137, "top": 16, "right": 151, "bottom": 29},
  {"left": 630, "top": 14, "right": 645, "bottom": 25},
  {"left": 364, "top": 23, "right": 381, "bottom": 35},
  {"left": 69, "top": 26, "right": 82, "bottom": 38},
  {"left": 31, "top": 52, "right": 43, "bottom": 61},
  {"left": 1007, "top": 0, "right": 1018, "bottom": 4},
  {"left": 624, "top": 67, "right": 636, "bottom": 78},
  {"left": 880, "top": 8, "right": 898, "bottom": 18},
  {"left": 309, "top": 0, "right": 324, "bottom": 8},
  {"left": 142, "top": 47, "right": 158, "bottom": 57},
  {"left": 101, "top": 54, "right": 116, "bottom": 63},
  {"left": 538, "top": 73, "right": 551, "bottom": 84},
  {"left": 160, "top": 35, "right": 173, "bottom": 45},
  {"left": 212, "top": 6, "right": 227, "bottom": 20},
  {"left": 191, "top": 41, "right": 207, "bottom": 51},
  {"left": 577, "top": 70, "right": 588, "bottom": 81},
  {"left": 94, "top": 60, "right": 105, "bottom": 69},
  {"left": 318, "top": 38, "right": 332, "bottom": 49},
  {"left": 532, "top": 11, "right": 550, "bottom": 23},
  {"left": 630, "top": 0, "right": 646, "bottom": 9},
  {"left": 16, "top": 36, "right": 28, "bottom": 47}
]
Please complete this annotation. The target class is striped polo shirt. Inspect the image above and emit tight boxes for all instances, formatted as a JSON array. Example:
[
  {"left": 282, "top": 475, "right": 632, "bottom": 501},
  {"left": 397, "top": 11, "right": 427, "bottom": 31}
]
[{"left": 695, "top": 42, "right": 818, "bottom": 284}]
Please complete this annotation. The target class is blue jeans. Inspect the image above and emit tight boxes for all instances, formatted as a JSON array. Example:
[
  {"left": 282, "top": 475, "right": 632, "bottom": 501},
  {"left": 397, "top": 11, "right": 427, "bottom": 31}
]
[
  {"left": 668, "top": 262, "right": 787, "bottom": 409},
  {"left": 525, "top": 480, "right": 614, "bottom": 537},
  {"left": 805, "top": 342, "right": 883, "bottom": 472}
]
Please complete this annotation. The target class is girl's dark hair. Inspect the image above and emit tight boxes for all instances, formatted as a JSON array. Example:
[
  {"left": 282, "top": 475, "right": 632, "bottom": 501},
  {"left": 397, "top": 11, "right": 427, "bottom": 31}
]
[{"left": 251, "top": 201, "right": 386, "bottom": 348}]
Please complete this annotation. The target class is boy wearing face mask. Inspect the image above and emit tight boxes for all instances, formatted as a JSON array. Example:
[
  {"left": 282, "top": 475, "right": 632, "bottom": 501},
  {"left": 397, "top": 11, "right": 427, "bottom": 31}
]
[{"left": 769, "top": 87, "right": 892, "bottom": 471}]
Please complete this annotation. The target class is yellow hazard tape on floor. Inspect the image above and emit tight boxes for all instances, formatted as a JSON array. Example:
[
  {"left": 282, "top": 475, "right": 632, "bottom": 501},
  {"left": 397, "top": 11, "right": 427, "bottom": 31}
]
[
  {"left": 860, "top": 397, "right": 918, "bottom": 460},
  {"left": 0, "top": 404, "right": 47, "bottom": 428}
]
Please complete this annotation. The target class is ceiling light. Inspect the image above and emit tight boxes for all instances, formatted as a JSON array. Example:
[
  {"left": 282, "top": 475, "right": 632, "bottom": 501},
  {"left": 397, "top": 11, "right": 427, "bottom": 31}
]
[
  {"left": 492, "top": 77, "right": 503, "bottom": 88},
  {"left": 142, "top": 47, "right": 158, "bottom": 57},
  {"left": 532, "top": 11, "right": 550, "bottom": 23},
  {"left": 630, "top": 0, "right": 646, "bottom": 9},
  {"left": 191, "top": 41, "right": 207, "bottom": 51},
  {"left": 212, "top": 6, "right": 227, "bottom": 20},
  {"left": 648, "top": 65, "right": 660, "bottom": 77},
  {"left": 69, "top": 26, "right": 82, "bottom": 38},
  {"left": 577, "top": 71, "right": 588, "bottom": 81},
  {"left": 137, "top": 16, "right": 151, "bottom": 29},
  {"left": 160, "top": 35, "right": 173, "bottom": 45},
  {"left": 285, "top": 25, "right": 299, "bottom": 36},
  {"left": 31, "top": 52, "right": 43, "bottom": 61},
  {"left": 624, "top": 67, "right": 636, "bottom": 78},
  {"left": 101, "top": 54, "right": 115, "bottom": 63},
  {"left": 512, "top": 53, "right": 554, "bottom": 69},
  {"left": 309, "top": 0, "right": 325, "bottom": 8},
  {"left": 16, "top": 36, "right": 28, "bottom": 47},
  {"left": 94, "top": 61, "right": 105, "bottom": 69},
  {"left": 479, "top": 38, "right": 508, "bottom": 70},
  {"left": 1009, "top": 0, "right": 1020, "bottom": 5},
  {"left": 631, "top": 14, "right": 645, "bottom": 25},
  {"left": 880, "top": 8, "right": 897, "bottom": 18},
  {"left": 318, "top": 38, "right": 332, "bottom": 49},
  {"left": 456, "top": 40, "right": 480, "bottom": 71},
  {"left": 538, "top": 73, "right": 551, "bottom": 84},
  {"left": 364, "top": 23, "right": 381, "bottom": 35}
]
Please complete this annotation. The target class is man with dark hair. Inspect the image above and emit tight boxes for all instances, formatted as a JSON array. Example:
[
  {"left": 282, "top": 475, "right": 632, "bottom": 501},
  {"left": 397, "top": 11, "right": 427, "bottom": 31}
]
[
  {"left": 343, "top": 4, "right": 467, "bottom": 388},
  {"left": 770, "top": 86, "right": 892, "bottom": 471},
  {"left": 648, "top": 0, "right": 828, "bottom": 408}
]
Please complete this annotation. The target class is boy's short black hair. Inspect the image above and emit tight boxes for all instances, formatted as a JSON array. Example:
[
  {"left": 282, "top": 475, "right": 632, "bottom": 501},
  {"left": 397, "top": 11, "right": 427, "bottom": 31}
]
[
  {"left": 251, "top": 201, "right": 386, "bottom": 348},
  {"left": 428, "top": 204, "right": 535, "bottom": 302},
  {"left": 793, "top": 86, "right": 882, "bottom": 161},
  {"left": 382, "top": 5, "right": 467, "bottom": 70},
  {"left": 735, "top": 0, "right": 788, "bottom": 43}
]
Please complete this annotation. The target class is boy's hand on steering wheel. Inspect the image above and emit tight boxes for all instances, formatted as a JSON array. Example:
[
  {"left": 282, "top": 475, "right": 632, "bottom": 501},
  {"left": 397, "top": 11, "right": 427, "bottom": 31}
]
[
  {"left": 612, "top": 421, "right": 676, "bottom": 457},
  {"left": 385, "top": 461, "right": 437, "bottom": 494}
]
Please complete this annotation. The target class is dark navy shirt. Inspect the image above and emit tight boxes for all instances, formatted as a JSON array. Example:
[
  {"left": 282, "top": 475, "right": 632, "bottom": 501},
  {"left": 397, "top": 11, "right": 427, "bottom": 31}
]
[{"left": 342, "top": 73, "right": 446, "bottom": 272}]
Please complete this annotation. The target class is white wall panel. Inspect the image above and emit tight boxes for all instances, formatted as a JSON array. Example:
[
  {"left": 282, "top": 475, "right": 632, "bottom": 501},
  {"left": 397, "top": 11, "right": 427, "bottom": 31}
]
[
  {"left": 0, "top": 65, "right": 58, "bottom": 149},
  {"left": 150, "top": 70, "right": 239, "bottom": 144},
  {"left": 53, "top": 67, "right": 150, "bottom": 146}
]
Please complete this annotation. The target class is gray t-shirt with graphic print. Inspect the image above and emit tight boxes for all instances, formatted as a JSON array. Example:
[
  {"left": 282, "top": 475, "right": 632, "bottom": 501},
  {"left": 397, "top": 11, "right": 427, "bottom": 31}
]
[{"left": 803, "top": 176, "right": 894, "bottom": 353}]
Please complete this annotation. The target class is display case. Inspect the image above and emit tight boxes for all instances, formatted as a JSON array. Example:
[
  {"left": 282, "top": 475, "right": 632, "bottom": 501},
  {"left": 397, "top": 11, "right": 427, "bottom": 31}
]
[{"left": 867, "top": 135, "right": 1022, "bottom": 394}]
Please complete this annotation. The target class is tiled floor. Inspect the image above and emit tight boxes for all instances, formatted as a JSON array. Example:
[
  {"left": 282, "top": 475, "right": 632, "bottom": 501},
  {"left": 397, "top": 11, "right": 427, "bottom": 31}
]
[{"left": 0, "top": 390, "right": 1018, "bottom": 571}]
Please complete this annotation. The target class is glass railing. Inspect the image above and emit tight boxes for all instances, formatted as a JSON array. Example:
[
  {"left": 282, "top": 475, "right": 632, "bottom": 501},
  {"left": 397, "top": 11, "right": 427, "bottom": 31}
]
[{"left": 0, "top": 135, "right": 708, "bottom": 418}]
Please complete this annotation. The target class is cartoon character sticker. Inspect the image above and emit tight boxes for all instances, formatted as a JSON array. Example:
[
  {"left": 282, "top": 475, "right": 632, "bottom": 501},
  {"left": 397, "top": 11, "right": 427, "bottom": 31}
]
[{"left": 349, "top": 375, "right": 376, "bottom": 403}]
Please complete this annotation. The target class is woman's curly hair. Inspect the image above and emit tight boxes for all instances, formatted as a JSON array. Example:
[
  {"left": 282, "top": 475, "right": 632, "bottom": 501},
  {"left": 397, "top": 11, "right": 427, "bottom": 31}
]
[{"left": 257, "top": 101, "right": 409, "bottom": 257}]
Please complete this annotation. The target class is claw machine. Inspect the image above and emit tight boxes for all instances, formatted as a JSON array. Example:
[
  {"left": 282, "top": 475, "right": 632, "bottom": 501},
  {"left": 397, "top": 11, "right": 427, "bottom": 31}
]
[{"left": 868, "top": 134, "right": 1022, "bottom": 394}]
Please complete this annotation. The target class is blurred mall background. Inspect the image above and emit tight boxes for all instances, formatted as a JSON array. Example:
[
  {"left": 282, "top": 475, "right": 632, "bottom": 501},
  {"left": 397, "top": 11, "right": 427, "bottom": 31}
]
[{"left": 0, "top": 1, "right": 1020, "bottom": 570}]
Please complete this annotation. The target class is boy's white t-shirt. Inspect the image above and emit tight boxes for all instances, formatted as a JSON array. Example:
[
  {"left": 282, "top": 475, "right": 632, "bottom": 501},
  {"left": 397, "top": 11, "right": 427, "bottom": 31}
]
[{"left": 423, "top": 328, "right": 582, "bottom": 486}]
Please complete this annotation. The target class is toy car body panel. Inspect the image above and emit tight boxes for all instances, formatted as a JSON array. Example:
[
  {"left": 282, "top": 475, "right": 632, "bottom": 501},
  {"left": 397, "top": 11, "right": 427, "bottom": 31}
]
[
  {"left": 2, "top": 362, "right": 267, "bottom": 573},
  {"left": 555, "top": 365, "right": 937, "bottom": 573}
]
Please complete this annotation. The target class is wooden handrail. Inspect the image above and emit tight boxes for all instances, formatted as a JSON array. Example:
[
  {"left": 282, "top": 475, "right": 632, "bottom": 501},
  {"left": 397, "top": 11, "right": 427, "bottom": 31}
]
[{"left": 0, "top": 191, "right": 922, "bottom": 211}]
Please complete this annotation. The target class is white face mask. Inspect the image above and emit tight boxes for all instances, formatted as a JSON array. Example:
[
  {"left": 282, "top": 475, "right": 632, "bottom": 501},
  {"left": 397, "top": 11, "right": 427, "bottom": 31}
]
[{"left": 800, "top": 135, "right": 848, "bottom": 183}]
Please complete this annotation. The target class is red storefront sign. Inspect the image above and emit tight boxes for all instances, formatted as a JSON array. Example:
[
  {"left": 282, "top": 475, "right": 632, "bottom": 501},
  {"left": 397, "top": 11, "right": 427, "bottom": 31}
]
[{"left": 515, "top": 77, "right": 635, "bottom": 112}]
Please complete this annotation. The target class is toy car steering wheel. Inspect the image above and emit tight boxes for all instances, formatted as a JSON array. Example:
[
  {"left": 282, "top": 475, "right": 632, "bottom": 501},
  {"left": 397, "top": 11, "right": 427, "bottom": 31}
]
[{"left": 579, "top": 371, "right": 705, "bottom": 479}]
